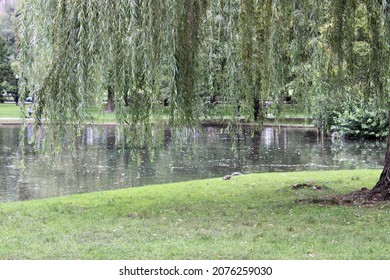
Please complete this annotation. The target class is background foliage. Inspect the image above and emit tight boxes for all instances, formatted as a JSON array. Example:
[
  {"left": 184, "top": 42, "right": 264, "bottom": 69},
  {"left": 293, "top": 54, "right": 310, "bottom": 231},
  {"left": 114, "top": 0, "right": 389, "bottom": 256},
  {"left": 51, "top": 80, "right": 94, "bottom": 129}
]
[{"left": 0, "top": 10, "right": 17, "bottom": 98}]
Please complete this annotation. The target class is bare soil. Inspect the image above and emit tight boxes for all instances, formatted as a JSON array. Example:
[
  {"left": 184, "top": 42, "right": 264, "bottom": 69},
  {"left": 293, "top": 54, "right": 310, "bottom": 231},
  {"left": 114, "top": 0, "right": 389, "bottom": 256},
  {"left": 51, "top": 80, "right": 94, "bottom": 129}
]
[{"left": 293, "top": 183, "right": 390, "bottom": 206}]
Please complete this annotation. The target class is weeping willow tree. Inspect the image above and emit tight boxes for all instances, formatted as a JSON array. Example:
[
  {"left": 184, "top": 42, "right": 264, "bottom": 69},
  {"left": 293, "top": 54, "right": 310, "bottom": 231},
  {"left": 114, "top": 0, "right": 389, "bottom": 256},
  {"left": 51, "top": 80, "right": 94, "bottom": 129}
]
[{"left": 17, "top": 0, "right": 390, "bottom": 201}]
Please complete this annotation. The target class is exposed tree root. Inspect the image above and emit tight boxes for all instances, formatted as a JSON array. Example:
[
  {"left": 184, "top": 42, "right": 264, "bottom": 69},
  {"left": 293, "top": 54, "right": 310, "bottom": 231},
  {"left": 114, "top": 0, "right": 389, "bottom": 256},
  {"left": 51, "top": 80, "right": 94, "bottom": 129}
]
[{"left": 299, "top": 187, "right": 390, "bottom": 206}]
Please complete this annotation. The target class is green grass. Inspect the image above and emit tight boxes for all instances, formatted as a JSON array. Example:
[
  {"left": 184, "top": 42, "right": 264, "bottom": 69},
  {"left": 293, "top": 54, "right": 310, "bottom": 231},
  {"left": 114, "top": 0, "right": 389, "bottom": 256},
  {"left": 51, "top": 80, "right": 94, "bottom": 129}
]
[
  {"left": 1, "top": 103, "right": 311, "bottom": 126},
  {"left": 90, "top": 108, "right": 118, "bottom": 123},
  {"left": 1, "top": 169, "right": 389, "bottom": 260},
  {"left": 0, "top": 103, "right": 24, "bottom": 119},
  {"left": 0, "top": 103, "right": 118, "bottom": 123}
]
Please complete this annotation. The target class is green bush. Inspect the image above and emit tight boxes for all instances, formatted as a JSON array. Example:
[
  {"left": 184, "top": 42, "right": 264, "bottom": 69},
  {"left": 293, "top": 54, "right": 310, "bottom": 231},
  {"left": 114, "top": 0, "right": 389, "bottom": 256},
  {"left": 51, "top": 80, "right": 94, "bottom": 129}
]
[{"left": 332, "top": 101, "right": 388, "bottom": 139}]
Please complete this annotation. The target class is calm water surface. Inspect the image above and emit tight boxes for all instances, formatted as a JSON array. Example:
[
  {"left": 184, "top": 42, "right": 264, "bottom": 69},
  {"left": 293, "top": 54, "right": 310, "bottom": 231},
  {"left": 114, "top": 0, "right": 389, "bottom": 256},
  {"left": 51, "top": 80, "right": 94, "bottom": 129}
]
[{"left": 0, "top": 124, "right": 386, "bottom": 202}]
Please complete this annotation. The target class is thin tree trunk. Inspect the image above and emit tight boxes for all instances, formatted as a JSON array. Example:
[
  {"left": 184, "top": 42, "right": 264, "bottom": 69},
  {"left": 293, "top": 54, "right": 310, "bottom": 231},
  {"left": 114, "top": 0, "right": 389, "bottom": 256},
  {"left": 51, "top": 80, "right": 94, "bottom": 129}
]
[
  {"left": 105, "top": 86, "right": 115, "bottom": 112},
  {"left": 253, "top": 98, "right": 260, "bottom": 121},
  {"left": 370, "top": 110, "right": 390, "bottom": 200}
]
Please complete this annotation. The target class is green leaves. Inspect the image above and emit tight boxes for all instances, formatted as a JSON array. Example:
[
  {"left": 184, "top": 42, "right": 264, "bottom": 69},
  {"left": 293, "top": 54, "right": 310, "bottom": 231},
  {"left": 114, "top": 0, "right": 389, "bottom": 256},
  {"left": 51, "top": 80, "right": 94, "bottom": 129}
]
[
  {"left": 332, "top": 100, "right": 388, "bottom": 139},
  {"left": 0, "top": 34, "right": 15, "bottom": 94},
  {"left": 17, "top": 0, "right": 390, "bottom": 151}
]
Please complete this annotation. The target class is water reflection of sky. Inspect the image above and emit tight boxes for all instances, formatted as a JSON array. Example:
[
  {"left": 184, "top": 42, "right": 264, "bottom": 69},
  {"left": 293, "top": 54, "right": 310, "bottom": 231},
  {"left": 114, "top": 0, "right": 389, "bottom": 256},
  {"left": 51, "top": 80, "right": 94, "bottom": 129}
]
[{"left": 0, "top": 125, "right": 386, "bottom": 202}]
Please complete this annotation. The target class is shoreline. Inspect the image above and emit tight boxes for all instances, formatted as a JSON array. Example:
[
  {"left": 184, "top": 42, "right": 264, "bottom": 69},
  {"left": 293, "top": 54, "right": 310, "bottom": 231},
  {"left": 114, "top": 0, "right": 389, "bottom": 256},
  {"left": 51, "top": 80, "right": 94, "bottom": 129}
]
[{"left": 0, "top": 118, "right": 315, "bottom": 129}]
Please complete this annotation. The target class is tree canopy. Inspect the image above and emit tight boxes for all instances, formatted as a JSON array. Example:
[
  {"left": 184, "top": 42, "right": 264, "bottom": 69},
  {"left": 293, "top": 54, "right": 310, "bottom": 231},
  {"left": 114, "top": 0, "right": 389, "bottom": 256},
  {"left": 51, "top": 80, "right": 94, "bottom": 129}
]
[
  {"left": 0, "top": 10, "right": 17, "bottom": 97},
  {"left": 0, "top": 34, "right": 15, "bottom": 95},
  {"left": 17, "top": 0, "right": 390, "bottom": 146}
]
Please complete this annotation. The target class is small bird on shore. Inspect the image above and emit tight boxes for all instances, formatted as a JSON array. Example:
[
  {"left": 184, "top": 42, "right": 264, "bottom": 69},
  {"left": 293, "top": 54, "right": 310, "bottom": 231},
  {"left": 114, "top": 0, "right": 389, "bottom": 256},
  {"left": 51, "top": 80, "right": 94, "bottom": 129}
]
[
  {"left": 223, "top": 172, "right": 242, "bottom": 180},
  {"left": 223, "top": 175, "right": 232, "bottom": 180}
]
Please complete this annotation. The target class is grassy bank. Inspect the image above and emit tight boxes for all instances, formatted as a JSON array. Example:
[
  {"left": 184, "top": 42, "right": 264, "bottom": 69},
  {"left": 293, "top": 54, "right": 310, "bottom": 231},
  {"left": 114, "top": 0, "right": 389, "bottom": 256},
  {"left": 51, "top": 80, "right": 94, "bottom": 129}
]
[{"left": 1, "top": 169, "right": 389, "bottom": 260}]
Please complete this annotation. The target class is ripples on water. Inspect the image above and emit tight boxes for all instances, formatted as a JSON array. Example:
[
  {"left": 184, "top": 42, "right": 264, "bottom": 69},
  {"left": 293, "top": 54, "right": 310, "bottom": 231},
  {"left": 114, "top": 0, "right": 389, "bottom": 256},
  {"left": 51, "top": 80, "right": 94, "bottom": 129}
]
[{"left": 0, "top": 125, "right": 386, "bottom": 202}]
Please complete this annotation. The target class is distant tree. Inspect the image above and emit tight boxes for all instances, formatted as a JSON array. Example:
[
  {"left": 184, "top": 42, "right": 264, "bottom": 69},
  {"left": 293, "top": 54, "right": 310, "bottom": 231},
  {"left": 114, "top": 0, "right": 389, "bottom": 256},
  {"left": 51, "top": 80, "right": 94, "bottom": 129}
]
[
  {"left": 0, "top": 4, "right": 19, "bottom": 104},
  {"left": 0, "top": 12, "right": 16, "bottom": 52},
  {"left": 0, "top": 34, "right": 17, "bottom": 103}
]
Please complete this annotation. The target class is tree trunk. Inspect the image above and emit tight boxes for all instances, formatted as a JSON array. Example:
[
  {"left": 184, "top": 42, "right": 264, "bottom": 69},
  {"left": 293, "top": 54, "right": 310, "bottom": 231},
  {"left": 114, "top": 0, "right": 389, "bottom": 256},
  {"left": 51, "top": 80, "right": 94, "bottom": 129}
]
[
  {"left": 370, "top": 110, "right": 390, "bottom": 200},
  {"left": 105, "top": 86, "right": 115, "bottom": 112},
  {"left": 10, "top": 91, "right": 19, "bottom": 105},
  {"left": 253, "top": 98, "right": 261, "bottom": 121}
]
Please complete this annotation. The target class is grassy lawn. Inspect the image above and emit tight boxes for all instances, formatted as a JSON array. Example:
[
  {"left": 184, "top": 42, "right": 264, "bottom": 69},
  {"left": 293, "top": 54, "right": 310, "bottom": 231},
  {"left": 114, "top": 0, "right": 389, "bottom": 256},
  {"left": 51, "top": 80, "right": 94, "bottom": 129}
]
[
  {"left": 0, "top": 103, "right": 118, "bottom": 123},
  {"left": 0, "top": 103, "right": 24, "bottom": 119},
  {"left": 90, "top": 108, "right": 118, "bottom": 123},
  {"left": 0, "top": 103, "right": 311, "bottom": 126},
  {"left": 0, "top": 169, "right": 389, "bottom": 260}
]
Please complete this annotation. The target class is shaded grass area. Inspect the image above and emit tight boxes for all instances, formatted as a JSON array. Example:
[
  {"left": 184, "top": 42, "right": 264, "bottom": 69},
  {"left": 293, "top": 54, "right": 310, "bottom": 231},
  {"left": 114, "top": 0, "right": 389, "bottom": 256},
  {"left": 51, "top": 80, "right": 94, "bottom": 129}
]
[
  {"left": 89, "top": 108, "right": 118, "bottom": 123},
  {"left": 1, "top": 170, "right": 389, "bottom": 260},
  {"left": 205, "top": 103, "right": 312, "bottom": 127}
]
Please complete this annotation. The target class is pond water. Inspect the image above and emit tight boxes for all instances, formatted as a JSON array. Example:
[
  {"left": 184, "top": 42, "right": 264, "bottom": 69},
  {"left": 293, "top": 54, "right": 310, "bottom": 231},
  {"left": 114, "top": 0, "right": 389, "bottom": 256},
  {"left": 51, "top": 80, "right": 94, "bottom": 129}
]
[{"left": 0, "top": 124, "right": 386, "bottom": 202}]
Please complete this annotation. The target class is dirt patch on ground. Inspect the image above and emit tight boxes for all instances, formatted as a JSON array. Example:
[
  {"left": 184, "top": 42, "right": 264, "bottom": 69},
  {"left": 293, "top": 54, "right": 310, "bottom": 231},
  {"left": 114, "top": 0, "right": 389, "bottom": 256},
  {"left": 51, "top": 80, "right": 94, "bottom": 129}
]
[
  {"left": 298, "top": 187, "right": 390, "bottom": 206},
  {"left": 289, "top": 180, "right": 390, "bottom": 206}
]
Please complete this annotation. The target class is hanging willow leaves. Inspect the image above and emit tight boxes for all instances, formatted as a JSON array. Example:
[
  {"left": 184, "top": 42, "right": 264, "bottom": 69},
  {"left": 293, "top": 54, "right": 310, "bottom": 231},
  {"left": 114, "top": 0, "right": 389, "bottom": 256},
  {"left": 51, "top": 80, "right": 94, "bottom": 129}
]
[
  {"left": 172, "top": 0, "right": 208, "bottom": 127},
  {"left": 365, "top": 0, "right": 388, "bottom": 102},
  {"left": 17, "top": 0, "right": 390, "bottom": 152}
]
